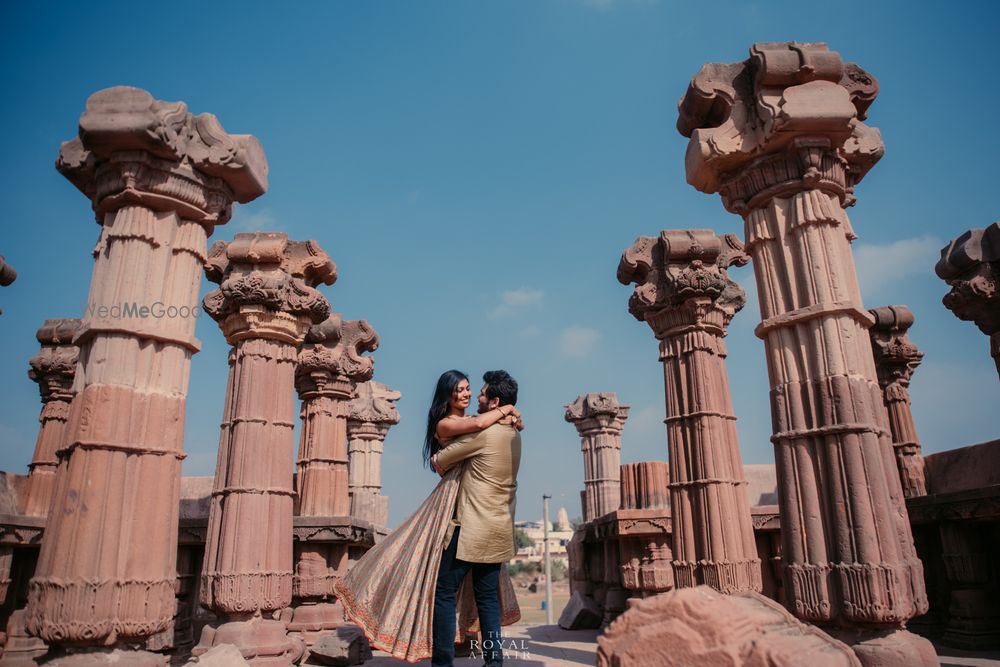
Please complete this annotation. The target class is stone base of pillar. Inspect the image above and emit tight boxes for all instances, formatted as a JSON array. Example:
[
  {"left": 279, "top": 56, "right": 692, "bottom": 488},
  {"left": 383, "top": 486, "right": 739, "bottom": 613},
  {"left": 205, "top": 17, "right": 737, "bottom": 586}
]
[
  {"left": 287, "top": 601, "right": 344, "bottom": 649},
  {"left": 828, "top": 627, "right": 939, "bottom": 667},
  {"left": 942, "top": 589, "right": 1000, "bottom": 650},
  {"left": 0, "top": 610, "right": 47, "bottom": 666},
  {"left": 23, "top": 648, "right": 167, "bottom": 666},
  {"left": 192, "top": 612, "right": 304, "bottom": 666}
]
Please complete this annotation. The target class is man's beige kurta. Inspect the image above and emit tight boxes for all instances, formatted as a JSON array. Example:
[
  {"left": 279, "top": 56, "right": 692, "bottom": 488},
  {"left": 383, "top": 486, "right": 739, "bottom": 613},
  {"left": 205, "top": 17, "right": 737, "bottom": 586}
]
[{"left": 434, "top": 423, "right": 521, "bottom": 563}]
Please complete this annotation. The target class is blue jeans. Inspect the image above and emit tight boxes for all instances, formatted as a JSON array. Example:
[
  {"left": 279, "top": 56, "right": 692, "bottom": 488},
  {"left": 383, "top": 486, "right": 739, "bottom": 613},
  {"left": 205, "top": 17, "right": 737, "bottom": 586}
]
[{"left": 432, "top": 527, "right": 502, "bottom": 667}]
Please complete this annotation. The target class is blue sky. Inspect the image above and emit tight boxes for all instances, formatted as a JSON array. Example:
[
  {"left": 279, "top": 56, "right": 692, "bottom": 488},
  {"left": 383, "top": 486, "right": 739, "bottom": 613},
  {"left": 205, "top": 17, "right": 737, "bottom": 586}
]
[{"left": 1, "top": 1, "right": 998, "bottom": 528}]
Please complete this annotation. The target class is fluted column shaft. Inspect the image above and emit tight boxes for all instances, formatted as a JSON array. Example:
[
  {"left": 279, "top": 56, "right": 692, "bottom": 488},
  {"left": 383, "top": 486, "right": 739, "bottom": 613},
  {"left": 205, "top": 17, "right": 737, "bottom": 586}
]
[
  {"left": 28, "top": 205, "right": 206, "bottom": 643},
  {"left": 346, "top": 423, "right": 389, "bottom": 526},
  {"left": 298, "top": 387, "right": 351, "bottom": 518},
  {"left": 201, "top": 333, "right": 299, "bottom": 614},
  {"left": 659, "top": 319, "right": 760, "bottom": 593},
  {"left": 25, "top": 87, "right": 267, "bottom": 650}
]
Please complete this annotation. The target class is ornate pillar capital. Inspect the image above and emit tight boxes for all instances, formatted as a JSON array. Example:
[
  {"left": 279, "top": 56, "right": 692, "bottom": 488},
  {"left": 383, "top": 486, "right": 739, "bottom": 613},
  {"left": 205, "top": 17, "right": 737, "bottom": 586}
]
[
  {"left": 203, "top": 232, "right": 335, "bottom": 344},
  {"left": 346, "top": 380, "right": 401, "bottom": 437},
  {"left": 564, "top": 392, "right": 630, "bottom": 438},
  {"left": 27, "top": 319, "right": 82, "bottom": 403},
  {"left": 618, "top": 229, "right": 748, "bottom": 338},
  {"left": 678, "top": 41, "right": 882, "bottom": 215},
  {"left": 937, "top": 222, "right": 1000, "bottom": 337},
  {"left": 868, "top": 305, "right": 923, "bottom": 394},
  {"left": 296, "top": 316, "right": 379, "bottom": 401},
  {"left": 57, "top": 86, "right": 268, "bottom": 232}
]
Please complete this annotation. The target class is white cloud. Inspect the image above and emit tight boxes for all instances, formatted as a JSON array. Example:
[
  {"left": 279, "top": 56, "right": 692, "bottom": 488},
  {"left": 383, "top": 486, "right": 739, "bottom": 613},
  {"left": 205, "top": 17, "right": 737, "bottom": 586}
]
[
  {"left": 854, "top": 235, "right": 942, "bottom": 300},
  {"left": 629, "top": 404, "right": 665, "bottom": 438},
  {"left": 488, "top": 287, "right": 545, "bottom": 319},
  {"left": 557, "top": 325, "right": 600, "bottom": 358},
  {"left": 229, "top": 207, "right": 281, "bottom": 233}
]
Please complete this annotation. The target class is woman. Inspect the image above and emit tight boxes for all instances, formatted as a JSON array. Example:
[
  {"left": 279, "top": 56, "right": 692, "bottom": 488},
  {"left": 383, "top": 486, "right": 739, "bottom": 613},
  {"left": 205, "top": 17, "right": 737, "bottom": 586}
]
[{"left": 333, "top": 370, "right": 522, "bottom": 662}]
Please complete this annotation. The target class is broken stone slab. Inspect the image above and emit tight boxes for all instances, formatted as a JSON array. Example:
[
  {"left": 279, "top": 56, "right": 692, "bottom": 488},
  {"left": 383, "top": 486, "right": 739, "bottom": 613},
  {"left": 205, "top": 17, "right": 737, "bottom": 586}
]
[
  {"left": 184, "top": 644, "right": 249, "bottom": 666},
  {"left": 307, "top": 625, "right": 372, "bottom": 666},
  {"left": 558, "top": 591, "right": 602, "bottom": 630},
  {"left": 597, "top": 585, "right": 862, "bottom": 667}
]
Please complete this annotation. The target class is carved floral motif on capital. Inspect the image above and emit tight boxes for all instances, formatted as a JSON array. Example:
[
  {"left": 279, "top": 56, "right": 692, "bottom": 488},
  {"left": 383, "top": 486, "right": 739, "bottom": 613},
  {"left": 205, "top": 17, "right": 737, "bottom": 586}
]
[
  {"left": 565, "top": 392, "right": 629, "bottom": 421},
  {"left": 937, "top": 223, "right": 1000, "bottom": 337},
  {"left": 296, "top": 316, "right": 379, "bottom": 395},
  {"left": 203, "top": 233, "right": 335, "bottom": 332},
  {"left": 347, "top": 381, "right": 401, "bottom": 427},
  {"left": 27, "top": 319, "right": 82, "bottom": 403},
  {"left": 57, "top": 86, "right": 268, "bottom": 227},
  {"left": 618, "top": 229, "right": 748, "bottom": 332},
  {"left": 868, "top": 305, "right": 923, "bottom": 392},
  {"left": 677, "top": 42, "right": 882, "bottom": 212}
]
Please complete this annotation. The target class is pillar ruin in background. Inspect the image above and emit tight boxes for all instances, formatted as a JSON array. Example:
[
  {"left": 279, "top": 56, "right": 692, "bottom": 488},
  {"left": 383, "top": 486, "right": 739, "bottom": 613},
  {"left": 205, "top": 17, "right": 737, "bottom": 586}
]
[
  {"left": 21, "top": 319, "right": 81, "bottom": 517},
  {"left": 25, "top": 87, "right": 267, "bottom": 662},
  {"left": 868, "top": 305, "right": 927, "bottom": 498},
  {"left": 290, "top": 314, "right": 377, "bottom": 649},
  {"left": 937, "top": 222, "right": 1000, "bottom": 380},
  {"left": 677, "top": 43, "right": 934, "bottom": 666},
  {"left": 347, "top": 380, "right": 401, "bottom": 529},
  {"left": 194, "top": 232, "right": 335, "bottom": 663},
  {"left": 565, "top": 393, "right": 629, "bottom": 522},
  {"left": 618, "top": 229, "right": 761, "bottom": 594}
]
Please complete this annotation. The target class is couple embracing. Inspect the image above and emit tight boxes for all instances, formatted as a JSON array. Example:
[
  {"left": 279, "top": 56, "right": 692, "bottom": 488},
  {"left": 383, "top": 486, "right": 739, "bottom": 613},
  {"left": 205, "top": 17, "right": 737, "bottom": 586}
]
[{"left": 334, "top": 369, "right": 524, "bottom": 667}]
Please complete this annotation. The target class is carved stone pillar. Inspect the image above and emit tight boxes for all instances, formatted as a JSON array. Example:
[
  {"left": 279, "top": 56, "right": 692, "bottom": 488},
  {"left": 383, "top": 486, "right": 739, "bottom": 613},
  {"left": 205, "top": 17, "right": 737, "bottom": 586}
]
[
  {"left": 869, "top": 305, "right": 927, "bottom": 498},
  {"left": 936, "top": 222, "right": 1000, "bottom": 379},
  {"left": 193, "top": 232, "right": 334, "bottom": 663},
  {"left": 21, "top": 319, "right": 81, "bottom": 517},
  {"left": 25, "top": 87, "right": 267, "bottom": 664},
  {"left": 565, "top": 393, "right": 629, "bottom": 522},
  {"left": 346, "top": 381, "right": 401, "bottom": 529},
  {"left": 619, "top": 229, "right": 761, "bottom": 594},
  {"left": 289, "top": 315, "right": 377, "bottom": 648},
  {"left": 678, "top": 43, "right": 934, "bottom": 665}
]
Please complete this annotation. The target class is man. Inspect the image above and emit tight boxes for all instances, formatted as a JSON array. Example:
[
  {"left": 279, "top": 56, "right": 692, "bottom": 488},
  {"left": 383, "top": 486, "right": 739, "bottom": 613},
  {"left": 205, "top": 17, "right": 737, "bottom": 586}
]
[{"left": 430, "top": 370, "right": 522, "bottom": 667}]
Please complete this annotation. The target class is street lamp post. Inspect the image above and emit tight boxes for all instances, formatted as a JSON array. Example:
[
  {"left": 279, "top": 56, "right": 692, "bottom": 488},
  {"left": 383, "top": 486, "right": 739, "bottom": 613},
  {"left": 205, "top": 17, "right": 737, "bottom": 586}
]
[{"left": 543, "top": 494, "right": 553, "bottom": 625}]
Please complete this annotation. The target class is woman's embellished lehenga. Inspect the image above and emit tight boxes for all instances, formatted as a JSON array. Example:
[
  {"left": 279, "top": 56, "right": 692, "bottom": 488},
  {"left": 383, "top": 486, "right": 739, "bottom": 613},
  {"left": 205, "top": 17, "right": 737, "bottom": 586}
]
[{"left": 332, "top": 464, "right": 521, "bottom": 662}]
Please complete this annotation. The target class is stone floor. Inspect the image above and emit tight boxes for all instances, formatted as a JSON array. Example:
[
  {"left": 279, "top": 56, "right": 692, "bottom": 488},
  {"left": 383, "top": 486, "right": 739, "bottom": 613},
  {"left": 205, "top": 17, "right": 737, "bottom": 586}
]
[{"left": 362, "top": 625, "right": 1000, "bottom": 667}]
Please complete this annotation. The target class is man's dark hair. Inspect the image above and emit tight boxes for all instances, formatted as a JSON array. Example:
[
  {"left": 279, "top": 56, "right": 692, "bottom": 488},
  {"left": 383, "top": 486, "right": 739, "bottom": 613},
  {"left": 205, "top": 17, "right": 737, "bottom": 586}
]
[{"left": 483, "top": 370, "right": 517, "bottom": 406}]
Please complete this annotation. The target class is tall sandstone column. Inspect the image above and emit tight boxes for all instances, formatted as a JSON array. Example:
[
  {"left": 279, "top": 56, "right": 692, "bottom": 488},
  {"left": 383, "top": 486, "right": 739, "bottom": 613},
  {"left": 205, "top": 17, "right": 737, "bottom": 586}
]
[
  {"left": 347, "top": 380, "right": 401, "bottom": 529},
  {"left": 677, "top": 43, "right": 934, "bottom": 665},
  {"left": 618, "top": 229, "right": 761, "bottom": 594},
  {"left": 565, "top": 393, "right": 629, "bottom": 522},
  {"left": 26, "top": 87, "right": 267, "bottom": 662},
  {"left": 868, "top": 305, "right": 927, "bottom": 498},
  {"left": 290, "top": 315, "right": 378, "bottom": 646},
  {"left": 936, "top": 222, "right": 1000, "bottom": 379},
  {"left": 22, "top": 319, "right": 81, "bottom": 517},
  {"left": 194, "top": 232, "right": 335, "bottom": 663}
]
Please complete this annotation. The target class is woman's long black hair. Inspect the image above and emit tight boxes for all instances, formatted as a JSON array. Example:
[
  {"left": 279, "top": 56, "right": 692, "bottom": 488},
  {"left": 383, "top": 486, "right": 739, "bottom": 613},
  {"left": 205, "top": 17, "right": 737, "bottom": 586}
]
[{"left": 423, "top": 369, "right": 468, "bottom": 468}]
